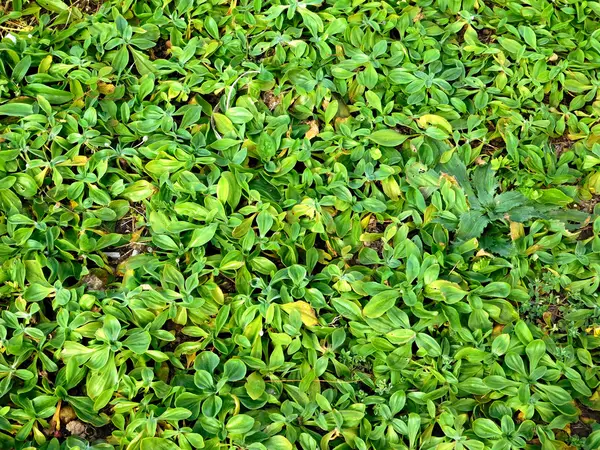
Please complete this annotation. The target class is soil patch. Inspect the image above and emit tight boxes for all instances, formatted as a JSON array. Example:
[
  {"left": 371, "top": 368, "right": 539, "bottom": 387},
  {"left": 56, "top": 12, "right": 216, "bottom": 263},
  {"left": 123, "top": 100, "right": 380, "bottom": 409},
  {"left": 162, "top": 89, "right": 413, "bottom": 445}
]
[
  {"left": 571, "top": 402, "right": 600, "bottom": 437},
  {"left": 363, "top": 215, "right": 386, "bottom": 258},
  {"left": 150, "top": 39, "right": 171, "bottom": 60},
  {"left": 551, "top": 135, "right": 573, "bottom": 158}
]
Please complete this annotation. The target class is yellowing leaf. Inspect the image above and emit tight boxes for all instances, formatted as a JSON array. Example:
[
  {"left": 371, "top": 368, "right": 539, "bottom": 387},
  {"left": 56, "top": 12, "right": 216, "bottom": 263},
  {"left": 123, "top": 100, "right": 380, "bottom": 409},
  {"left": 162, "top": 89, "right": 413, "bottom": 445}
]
[
  {"left": 305, "top": 120, "right": 320, "bottom": 140},
  {"left": 58, "top": 156, "right": 88, "bottom": 166},
  {"left": 416, "top": 114, "right": 453, "bottom": 134},
  {"left": 245, "top": 372, "right": 265, "bottom": 400},
  {"left": 264, "top": 436, "right": 293, "bottom": 450},
  {"left": 381, "top": 177, "right": 401, "bottom": 200},
  {"left": 510, "top": 222, "right": 524, "bottom": 241},
  {"left": 97, "top": 82, "right": 115, "bottom": 95},
  {"left": 281, "top": 301, "right": 318, "bottom": 326},
  {"left": 424, "top": 280, "right": 467, "bottom": 304},
  {"left": 213, "top": 113, "right": 235, "bottom": 134},
  {"left": 121, "top": 180, "right": 157, "bottom": 202}
]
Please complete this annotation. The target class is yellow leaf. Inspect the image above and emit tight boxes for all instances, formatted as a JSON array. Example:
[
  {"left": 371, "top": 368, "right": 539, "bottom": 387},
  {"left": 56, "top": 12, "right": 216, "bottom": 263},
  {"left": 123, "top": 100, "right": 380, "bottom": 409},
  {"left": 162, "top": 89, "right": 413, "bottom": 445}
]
[
  {"left": 417, "top": 114, "right": 453, "bottom": 134},
  {"left": 281, "top": 301, "right": 318, "bottom": 327},
  {"left": 186, "top": 353, "right": 196, "bottom": 368},
  {"left": 586, "top": 326, "right": 600, "bottom": 337}
]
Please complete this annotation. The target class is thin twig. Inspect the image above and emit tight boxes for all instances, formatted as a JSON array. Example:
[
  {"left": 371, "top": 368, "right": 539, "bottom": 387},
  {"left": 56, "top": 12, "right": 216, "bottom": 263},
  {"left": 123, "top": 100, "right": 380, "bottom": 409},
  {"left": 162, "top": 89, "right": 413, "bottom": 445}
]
[
  {"left": 211, "top": 70, "right": 259, "bottom": 139},
  {"left": 211, "top": 103, "right": 222, "bottom": 140},
  {"left": 225, "top": 70, "right": 260, "bottom": 111}
]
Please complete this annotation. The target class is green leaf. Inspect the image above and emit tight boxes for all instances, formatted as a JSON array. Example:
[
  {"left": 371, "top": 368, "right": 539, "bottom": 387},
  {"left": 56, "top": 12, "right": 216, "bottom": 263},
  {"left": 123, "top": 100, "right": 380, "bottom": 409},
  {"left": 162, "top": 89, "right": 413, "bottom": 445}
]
[
  {"left": 121, "top": 180, "right": 155, "bottom": 202},
  {"left": 367, "top": 129, "right": 408, "bottom": 147},
  {"left": 363, "top": 290, "right": 398, "bottom": 318},
  {"left": 514, "top": 320, "right": 533, "bottom": 344},
  {"left": 519, "top": 25, "right": 537, "bottom": 49},
  {"left": 23, "top": 84, "right": 72, "bottom": 104},
  {"left": 415, "top": 333, "right": 442, "bottom": 357},
  {"left": 23, "top": 284, "right": 54, "bottom": 302},
  {"left": 159, "top": 408, "right": 193, "bottom": 421},
  {"left": 0, "top": 102, "right": 33, "bottom": 117},
  {"left": 226, "top": 107, "right": 254, "bottom": 124},
  {"left": 526, "top": 339, "right": 546, "bottom": 371},
  {"left": 12, "top": 56, "right": 31, "bottom": 83},
  {"left": 123, "top": 331, "right": 151, "bottom": 354},
  {"left": 36, "top": 0, "right": 68, "bottom": 12},
  {"left": 2, "top": 3, "right": 597, "bottom": 447},
  {"left": 332, "top": 298, "right": 363, "bottom": 320},
  {"left": 223, "top": 359, "right": 246, "bottom": 382},
  {"left": 188, "top": 223, "right": 218, "bottom": 248},
  {"left": 498, "top": 37, "right": 524, "bottom": 54},
  {"left": 473, "top": 418, "right": 502, "bottom": 439},
  {"left": 536, "top": 384, "right": 573, "bottom": 405},
  {"left": 264, "top": 435, "right": 293, "bottom": 450},
  {"left": 113, "top": 45, "right": 130, "bottom": 73},
  {"left": 226, "top": 414, "right": 255, "bottom": 434},
  {"left": 492, "top": 334, "right": 510, "bottom": 356},
  {"left": 386, "top": 329, "right": 416, "bottom": 345},
  {"left": 140, "top": 438, "right": 180, "bottom": 450},
  {"left": 424, "top": 280, "right": 467, "bottom": 304},
  {"left": 245, "top": 372, "right": 265, "bottom": 400},
  {"left": 479, "top": 282, "right": 511, "bottom": 298}
]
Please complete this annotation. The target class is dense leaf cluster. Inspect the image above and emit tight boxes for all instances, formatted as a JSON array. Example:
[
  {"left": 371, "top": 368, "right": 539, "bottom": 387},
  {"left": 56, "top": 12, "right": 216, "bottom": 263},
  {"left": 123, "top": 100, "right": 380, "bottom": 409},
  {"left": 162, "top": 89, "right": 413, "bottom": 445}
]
[{"left": 1, "top": 0, "right": 600, "bottom": 449}]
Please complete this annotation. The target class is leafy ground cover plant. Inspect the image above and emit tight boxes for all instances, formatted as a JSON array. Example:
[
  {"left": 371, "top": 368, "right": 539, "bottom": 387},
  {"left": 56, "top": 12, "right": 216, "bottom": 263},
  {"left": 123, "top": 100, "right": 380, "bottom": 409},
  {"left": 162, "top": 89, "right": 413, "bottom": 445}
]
[{"left": 1, "top": 0, "right": 600, "bottom": 449}]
